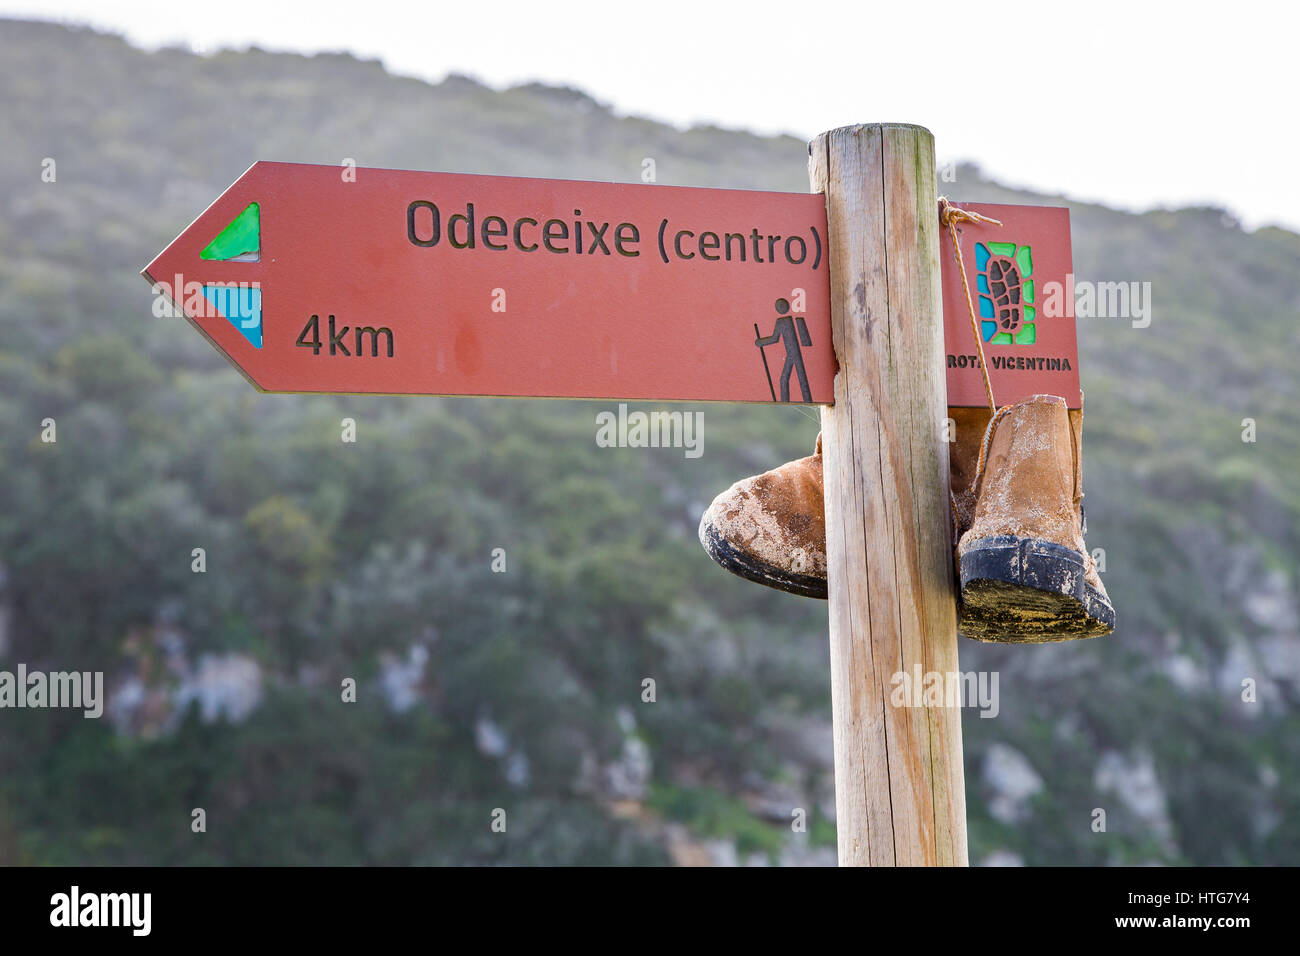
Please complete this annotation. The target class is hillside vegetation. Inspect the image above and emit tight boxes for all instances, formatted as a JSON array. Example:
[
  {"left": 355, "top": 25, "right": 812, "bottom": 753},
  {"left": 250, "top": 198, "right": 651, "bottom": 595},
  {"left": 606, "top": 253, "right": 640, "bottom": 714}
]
[{"left": 0, "top": 18, "right": 1297, "bottom": 865}]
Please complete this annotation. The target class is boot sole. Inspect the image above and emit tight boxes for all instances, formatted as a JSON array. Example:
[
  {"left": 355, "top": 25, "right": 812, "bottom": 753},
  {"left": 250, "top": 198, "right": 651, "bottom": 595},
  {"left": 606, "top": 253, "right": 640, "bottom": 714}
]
[
  {"left": 700, "top": 520, "right": 828, "bottom": 600},
  {"left": 958, "top": 536, "right": 1114, "bottom": 643}
]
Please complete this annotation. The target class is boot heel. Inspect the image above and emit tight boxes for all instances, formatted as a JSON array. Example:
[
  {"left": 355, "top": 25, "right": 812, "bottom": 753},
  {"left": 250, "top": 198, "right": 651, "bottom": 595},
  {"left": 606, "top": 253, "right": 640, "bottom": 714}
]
[{"left": 958, "top": 536, "right": 1114, "bottom": 642}]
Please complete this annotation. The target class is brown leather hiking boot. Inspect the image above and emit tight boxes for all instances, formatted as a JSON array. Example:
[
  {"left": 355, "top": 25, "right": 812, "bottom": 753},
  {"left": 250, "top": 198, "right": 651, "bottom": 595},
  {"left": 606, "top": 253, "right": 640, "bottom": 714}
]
[
  {"left": 698, "top": 434, "right": 828, "bottom": 599},
  {"left": 948, "top": 404, "right": 1085, "bottom": 544},
  {"left": 956, "top": 394, "right": 1114, "bottom": 642}
]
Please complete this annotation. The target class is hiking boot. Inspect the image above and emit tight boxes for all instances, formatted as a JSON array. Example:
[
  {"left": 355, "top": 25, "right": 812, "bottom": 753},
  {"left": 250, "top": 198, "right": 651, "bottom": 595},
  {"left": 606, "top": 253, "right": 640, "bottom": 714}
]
[
  {"left": 698, "top": 434, "right": 828, "bottom": 599},
  {"left": 956, "top": 394, "right": 1114, "bottom": 642},
  {"left": 948, "top": 403, "right": 1084, "bottom": 541}
]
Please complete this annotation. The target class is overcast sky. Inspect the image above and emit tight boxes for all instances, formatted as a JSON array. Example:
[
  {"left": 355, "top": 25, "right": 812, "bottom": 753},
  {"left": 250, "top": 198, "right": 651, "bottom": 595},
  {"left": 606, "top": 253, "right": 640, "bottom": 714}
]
[{"left": 5, "top": 1, "right": 1295, "bottom": 231}]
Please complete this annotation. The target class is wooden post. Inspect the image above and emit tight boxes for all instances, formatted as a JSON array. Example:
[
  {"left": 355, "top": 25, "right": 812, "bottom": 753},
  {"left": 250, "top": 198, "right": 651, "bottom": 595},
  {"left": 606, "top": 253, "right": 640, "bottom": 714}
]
[{"left": 809, "top": 124, "right": 968, "bottom": 866}]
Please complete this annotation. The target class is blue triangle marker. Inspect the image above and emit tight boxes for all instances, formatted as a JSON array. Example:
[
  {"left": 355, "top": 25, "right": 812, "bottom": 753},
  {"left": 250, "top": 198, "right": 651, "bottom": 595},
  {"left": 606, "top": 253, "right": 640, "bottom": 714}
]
[{"left": 202, "top": 285, "right": 262, "bottom": 347}]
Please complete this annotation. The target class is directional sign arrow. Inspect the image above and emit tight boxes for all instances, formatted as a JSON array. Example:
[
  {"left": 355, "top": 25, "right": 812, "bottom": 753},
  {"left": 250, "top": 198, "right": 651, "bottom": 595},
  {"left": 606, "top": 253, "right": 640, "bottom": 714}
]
[{"left": 142, "top": 161, "right": 836, "bottom": 404}]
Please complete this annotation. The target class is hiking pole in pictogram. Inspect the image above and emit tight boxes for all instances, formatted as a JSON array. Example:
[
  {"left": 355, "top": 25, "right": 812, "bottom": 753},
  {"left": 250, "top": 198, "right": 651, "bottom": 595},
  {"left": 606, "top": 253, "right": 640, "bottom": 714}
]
[{"left": 754, "top": 322, "right": 777, "bottom": 401}]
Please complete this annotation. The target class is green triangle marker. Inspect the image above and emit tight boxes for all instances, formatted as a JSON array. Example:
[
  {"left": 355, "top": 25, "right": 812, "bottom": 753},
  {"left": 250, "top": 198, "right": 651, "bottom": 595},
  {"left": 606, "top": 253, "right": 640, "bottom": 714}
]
[{"left": 200, "top": 202, "right": 260, "bottom": 261}]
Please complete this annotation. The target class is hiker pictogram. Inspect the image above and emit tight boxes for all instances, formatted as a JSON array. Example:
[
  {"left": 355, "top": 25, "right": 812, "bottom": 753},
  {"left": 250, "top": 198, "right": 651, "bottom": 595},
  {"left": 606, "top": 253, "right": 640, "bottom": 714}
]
[{"left": 754, "top": 297, "right": 813, "bottom": 403}]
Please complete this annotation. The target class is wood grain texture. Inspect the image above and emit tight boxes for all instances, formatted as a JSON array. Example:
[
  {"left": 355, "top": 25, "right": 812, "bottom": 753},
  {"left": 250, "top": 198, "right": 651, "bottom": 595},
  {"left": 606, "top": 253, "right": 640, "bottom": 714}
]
[{"left": 809, "top": 124, "right": 967, "bottom": 867}]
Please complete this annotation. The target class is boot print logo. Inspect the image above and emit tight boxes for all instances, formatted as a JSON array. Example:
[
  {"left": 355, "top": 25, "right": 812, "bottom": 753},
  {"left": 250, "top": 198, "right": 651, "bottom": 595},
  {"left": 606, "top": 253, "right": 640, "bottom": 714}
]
[
  {"left": 754, "top": 297, "right": 813, "bottom": 402},
  {"left": 977, "top": 241, "right": 1036, "bottom": 345}
]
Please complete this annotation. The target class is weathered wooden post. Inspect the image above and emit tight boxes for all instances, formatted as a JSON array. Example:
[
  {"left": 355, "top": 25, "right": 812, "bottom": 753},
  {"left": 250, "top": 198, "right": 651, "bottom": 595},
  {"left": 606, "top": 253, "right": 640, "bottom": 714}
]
[{"left": 809, "top": 124, "right": 968, "bottom": 866}]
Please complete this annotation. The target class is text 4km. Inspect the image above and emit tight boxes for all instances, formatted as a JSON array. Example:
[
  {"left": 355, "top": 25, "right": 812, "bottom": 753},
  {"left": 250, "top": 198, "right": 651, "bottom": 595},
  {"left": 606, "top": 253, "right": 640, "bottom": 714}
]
[{"left": 295, "top": 314, "right": 395, "bottom": 358}]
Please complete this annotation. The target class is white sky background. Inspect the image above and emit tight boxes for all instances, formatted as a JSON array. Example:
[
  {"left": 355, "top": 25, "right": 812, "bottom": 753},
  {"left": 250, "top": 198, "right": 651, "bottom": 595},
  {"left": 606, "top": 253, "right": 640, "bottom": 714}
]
[{"left": 4, "top": 0, "right": 1296, "bottom": 231}]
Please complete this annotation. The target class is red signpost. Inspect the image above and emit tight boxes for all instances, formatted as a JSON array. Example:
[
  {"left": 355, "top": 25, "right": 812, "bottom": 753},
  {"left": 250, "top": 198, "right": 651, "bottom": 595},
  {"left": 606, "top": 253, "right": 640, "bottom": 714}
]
[
  {"left": 143, "top": 143, "right": 1086, "bottom": 867},
  {"left": 144, "top": 165, "right": 1079, "bottom": 410},
  {"left": 143, "top": 161, "right": 836, "bottom": 404}
]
